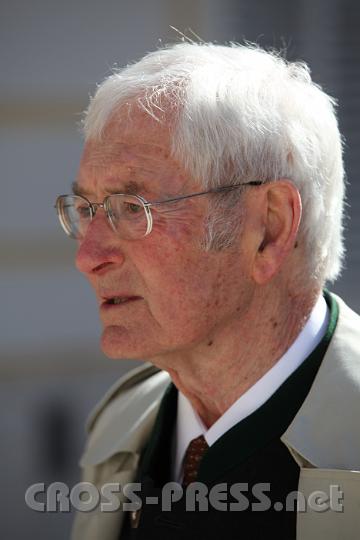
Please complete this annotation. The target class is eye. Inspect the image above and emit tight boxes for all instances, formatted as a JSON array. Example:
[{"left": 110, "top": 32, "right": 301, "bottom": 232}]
[
  {"left": 124, "top": 202, "right": 142, "bottom": 214},
  {"left": 108, "top": 195, "right": 145, "bottom": 222},
  {"left": 77, "top": 204, "right": 91, "bottom": 218}
]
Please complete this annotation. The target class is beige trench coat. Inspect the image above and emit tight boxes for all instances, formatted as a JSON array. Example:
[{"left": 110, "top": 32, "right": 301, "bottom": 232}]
[{"left": 72, "top": 294, "right": 360, "bottom": 540}]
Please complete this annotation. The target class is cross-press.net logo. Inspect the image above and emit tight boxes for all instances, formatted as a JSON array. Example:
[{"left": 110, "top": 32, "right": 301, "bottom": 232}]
[{"left": 25, "top": 481, "right": 344, "bottom": 513}]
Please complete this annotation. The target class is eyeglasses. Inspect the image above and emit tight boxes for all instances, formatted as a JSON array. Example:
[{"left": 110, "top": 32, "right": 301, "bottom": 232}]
[{"left": 55, "top": 181, "right": 263, "bottom": 241}]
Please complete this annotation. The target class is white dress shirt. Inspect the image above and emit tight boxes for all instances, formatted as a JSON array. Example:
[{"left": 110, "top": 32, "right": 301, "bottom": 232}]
[{"left": 173, "top": 294, "right": 329, "bottom": 481}]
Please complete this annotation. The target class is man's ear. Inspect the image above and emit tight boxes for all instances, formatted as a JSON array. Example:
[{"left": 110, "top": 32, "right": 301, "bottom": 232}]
[{"left": 252, "top": 180, "right": 302, "bottom": 285}]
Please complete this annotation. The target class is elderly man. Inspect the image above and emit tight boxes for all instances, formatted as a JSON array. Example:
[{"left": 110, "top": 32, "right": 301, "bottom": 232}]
[{"left": 56, "top": 43, "right": 360, "bottom": 539}]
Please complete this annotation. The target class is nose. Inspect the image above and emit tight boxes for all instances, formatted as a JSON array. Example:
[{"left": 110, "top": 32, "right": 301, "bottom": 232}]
[{"left": 75, "top": 214, "right": 125, "bottom": 275}]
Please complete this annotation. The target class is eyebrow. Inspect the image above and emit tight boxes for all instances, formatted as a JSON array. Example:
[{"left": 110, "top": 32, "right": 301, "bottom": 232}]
[
  {"left": 71, "top": 180, "right": 146, "bottom": 197},
  {"left": 72, "top": 182, "right": 86, "bottom": 196}
]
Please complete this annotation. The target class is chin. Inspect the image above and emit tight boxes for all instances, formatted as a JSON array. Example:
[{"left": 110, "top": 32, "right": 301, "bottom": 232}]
[{"left": 100, "top": 326, "right": 148, "bottom": 360}]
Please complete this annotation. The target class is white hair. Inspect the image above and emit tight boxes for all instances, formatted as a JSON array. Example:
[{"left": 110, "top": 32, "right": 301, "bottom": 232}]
[{"left": 83, "top": 42, "right": 345, "bottom": 283}]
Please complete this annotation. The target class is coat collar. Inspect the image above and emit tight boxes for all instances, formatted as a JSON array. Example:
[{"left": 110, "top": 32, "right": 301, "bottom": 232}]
[
  {"left": 281, "top": 293, "right": 360, "bottom": 470},
  {"left": 81, "top": 365, "right": 170, "bottom": 466}
]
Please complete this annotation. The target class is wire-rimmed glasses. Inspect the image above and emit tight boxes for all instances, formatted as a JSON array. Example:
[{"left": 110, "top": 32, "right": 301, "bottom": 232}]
[{"left": 55, "top": 181, "right": 263, "bottom": 241}]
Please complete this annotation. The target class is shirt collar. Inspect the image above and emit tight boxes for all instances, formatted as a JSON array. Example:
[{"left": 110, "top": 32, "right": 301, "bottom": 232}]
[{"left": 174, "top": 294, "right": 329, "bottom": 481}]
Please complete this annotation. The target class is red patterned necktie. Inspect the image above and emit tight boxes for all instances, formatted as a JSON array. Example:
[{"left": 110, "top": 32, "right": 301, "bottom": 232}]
[{"left": 182, "top": 434, "right": 209, "bottom": 487}]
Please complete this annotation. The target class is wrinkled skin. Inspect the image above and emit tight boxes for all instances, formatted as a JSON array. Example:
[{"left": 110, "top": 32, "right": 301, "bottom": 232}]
[{"left": 75, "top": 112, "right": 254, "bottom": 363}]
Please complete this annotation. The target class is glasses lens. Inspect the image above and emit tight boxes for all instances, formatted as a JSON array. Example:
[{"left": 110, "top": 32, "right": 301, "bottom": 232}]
[
  {"left": 107, "top": 194, "right": 149, "bottom": 239},
  {"left": 56, "top": 195, "right": 91, "bottom": 239}
]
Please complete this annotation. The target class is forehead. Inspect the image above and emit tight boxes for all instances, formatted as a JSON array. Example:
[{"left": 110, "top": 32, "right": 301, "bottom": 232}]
[{"left": 77, "top": 110, "right": 190, "bottom": 197}]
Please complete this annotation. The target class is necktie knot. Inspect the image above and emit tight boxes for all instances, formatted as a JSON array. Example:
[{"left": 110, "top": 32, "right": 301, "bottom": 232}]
[{"left": 182, "top": 434, "right": 209, "bottom": 487}]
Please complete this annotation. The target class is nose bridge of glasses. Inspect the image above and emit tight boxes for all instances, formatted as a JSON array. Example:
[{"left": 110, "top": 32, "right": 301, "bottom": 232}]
[{"left": 90, "top": 201, "right": 106, "bottom": 216}]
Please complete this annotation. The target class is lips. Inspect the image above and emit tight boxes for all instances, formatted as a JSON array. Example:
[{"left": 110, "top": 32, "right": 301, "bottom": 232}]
[{"left": 101, "top": 295, "right": 142, "bottom": 307}]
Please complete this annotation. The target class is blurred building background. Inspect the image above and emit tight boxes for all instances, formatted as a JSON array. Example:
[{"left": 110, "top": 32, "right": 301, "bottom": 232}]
[{"left": 1, "top": 0, "right": 359, "bottom": 538}]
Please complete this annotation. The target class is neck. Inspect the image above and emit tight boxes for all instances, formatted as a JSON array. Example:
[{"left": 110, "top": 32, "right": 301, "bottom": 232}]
[{"left": 151, "top": 281, "right": 321, "bottom": 428}]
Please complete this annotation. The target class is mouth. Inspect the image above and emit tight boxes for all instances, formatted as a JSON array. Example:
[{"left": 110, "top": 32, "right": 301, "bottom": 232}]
[{"left": 101, "top": 295, "right": 142, "bottom": 307}]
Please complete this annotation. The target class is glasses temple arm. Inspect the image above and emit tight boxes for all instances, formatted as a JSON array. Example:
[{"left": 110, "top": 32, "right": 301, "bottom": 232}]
[{"left": 148, "top": 181, "right": 264, "bottom": 207}]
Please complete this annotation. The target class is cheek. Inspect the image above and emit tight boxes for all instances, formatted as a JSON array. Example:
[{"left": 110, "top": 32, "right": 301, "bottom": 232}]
[
  {"left": 143, "top": 251, "right": 231, "bottom": 326},
  {"left": 134, "top": 219, "right": 247, "bottom": 329}
]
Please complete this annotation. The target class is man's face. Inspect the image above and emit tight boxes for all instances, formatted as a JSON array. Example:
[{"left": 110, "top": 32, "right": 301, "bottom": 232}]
[{"left": 75, "top": 111, "right": 253, "bottom": 362}]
